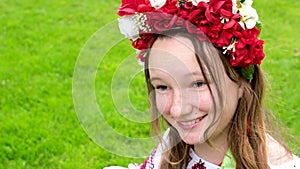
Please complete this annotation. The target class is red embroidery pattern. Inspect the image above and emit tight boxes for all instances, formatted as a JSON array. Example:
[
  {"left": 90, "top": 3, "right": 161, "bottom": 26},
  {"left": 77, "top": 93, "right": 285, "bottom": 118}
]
[
  {"left": 140, "top": 159, "right": 148, "bottom": 169},
  {"left": 191, "top": 159, "right": 207, "bottom": 169},
  {"left": 140, "top": 147, "right": 157, "bottom": 169}
]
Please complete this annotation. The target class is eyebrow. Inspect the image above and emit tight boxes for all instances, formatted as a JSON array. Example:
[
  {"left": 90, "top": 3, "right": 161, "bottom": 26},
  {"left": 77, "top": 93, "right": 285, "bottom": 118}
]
[
  {"left": 149, "top": 72, "right": 206, "bottom": 83},
  {"left": 149, "top": 77, "right": 162, "bottom": 82},
  {"left": 183, "top": 71, "right": 204, "bottom": 77}
]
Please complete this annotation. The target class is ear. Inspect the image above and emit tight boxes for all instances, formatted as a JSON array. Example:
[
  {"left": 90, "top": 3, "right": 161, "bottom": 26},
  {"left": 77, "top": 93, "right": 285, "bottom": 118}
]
[{"left": 238, "top": 85, "right": 244, "bottom": 99}]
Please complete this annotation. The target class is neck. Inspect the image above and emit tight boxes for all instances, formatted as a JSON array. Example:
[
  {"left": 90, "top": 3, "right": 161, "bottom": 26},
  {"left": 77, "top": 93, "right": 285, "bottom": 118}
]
[{"left": 193, "top": 131, "right": 229, "bottom": 165}]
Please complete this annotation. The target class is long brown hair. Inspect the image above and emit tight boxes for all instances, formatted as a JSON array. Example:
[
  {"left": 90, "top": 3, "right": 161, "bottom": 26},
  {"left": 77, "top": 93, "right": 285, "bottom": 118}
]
[{"left": 144, "top": 29, "right": 286, "bottom": 169}]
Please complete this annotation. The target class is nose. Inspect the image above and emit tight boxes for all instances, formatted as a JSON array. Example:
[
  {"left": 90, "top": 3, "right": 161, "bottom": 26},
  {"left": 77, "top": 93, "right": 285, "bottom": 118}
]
[{"left": 169, "top": 89, "right": 191, "bottom": 118}]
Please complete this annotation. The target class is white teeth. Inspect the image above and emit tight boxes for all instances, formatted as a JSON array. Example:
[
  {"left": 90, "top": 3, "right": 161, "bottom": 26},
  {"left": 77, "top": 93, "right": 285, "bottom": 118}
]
[
  {"left": 180, "top": 120, "right": 195, "bottom": 126},
  {"left": 180, "top": 117, "right": 202, "bottom": 126}
]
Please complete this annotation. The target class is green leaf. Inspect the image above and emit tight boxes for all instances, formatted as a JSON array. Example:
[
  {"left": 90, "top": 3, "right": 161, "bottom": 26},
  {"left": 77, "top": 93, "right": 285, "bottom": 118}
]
[
  {"left": 241, "top": 65, "right": 255, "bottom": 81},
  {"left": 256, "top": 21, "right": 263, "bottom": 31}
]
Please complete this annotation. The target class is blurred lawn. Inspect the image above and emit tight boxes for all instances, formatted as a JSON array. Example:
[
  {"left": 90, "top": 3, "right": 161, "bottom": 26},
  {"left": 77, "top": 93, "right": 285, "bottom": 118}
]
[{"left": 0, "top": 0, "right": 299, "bottom": 168}]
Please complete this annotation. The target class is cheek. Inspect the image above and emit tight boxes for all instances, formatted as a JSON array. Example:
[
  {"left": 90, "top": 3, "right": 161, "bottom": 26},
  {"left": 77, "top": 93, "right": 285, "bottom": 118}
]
[
  {"left": 155, "top": 94, "right": 170, "bottom": 114},
  {"left": 196, "top": 92, "right": 212, "bottom": 112},
  {"left": 186, "top": 89, "right": 212, "bottom": 111}
]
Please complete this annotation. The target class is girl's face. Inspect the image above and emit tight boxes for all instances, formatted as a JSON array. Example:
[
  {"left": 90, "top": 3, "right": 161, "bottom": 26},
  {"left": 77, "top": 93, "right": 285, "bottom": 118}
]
[{"left": 148, "top": 36, "right": 243, "bottom": 145}]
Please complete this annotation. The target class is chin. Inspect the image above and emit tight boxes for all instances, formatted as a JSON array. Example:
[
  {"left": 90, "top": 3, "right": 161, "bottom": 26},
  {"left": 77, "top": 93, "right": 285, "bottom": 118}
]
[{"left": 179, "top": 131, "right": 206, "bottom": 145}]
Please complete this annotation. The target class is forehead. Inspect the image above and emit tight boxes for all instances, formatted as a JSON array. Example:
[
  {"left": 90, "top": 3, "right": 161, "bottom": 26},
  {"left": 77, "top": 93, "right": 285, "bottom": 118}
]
[{"left": 148, "top": 36, "right": 201, "bottom": 76}]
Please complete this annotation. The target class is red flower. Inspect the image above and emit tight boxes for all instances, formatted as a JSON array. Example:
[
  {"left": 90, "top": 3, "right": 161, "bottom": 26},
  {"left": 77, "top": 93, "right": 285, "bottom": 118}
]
[
  {"left": 239, "top": 28, "right": 260, "bottom": 47},
  {"left": 208, "top": 21, "right": 223, "bottom": 40},
  {"left": 231, "top": 45, "right": 249, "bottom": 67},
  {"left": 188, "top": 2, "right": 208, "bottom": 23},
  {"left": 117, "top": 0, "right": 152, "bottom": 16},
  {"left": 213, "top": 29, "right": 233, "bottom": 47},
  {"left": 117, "top": 0, "right": 265, "bottom": 69},
  {"left": 251, "top": 39, "right": 265, "bottom": 65},
  {"left": 187, "top": 2, "right": 209, "bottom": 34},
  {"left": 212, "top": 14, "right": 242, "bottom": 47},
  {"left": 131, "top": 34, "right": 155, "bottom": 50},
  {"left": 230, "top": 28, "right": 264, "bottom": 68},
  {"left": 146, "top": 12, "right": 175, "bottom": 32},
  {"left": 205, "top": 0, "right": 233, "bottom": 23},
  {"left": 158, "top": 0, "right": 178, "bottom": 14},
  {"left": 178, "top": 1, "right": 195, "bottom": 19},
  {"left": 223, "top": 14, "right": 243, "bottom": 38}
]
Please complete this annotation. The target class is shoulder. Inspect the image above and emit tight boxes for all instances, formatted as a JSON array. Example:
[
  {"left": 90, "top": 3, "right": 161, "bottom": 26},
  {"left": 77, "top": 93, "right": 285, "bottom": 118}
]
[{"left": 266, "top": 134, "right": 300, "bottom": 168}]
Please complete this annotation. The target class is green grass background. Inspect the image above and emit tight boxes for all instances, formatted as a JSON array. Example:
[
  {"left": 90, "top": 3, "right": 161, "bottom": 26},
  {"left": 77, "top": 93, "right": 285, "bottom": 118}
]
[{"left": 0, "top": 0, "right": 299, "bottom": 168}]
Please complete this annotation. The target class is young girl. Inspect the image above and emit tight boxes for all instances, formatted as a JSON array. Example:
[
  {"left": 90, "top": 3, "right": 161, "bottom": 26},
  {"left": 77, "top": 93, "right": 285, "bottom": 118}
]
[{"left": 106, "top": 0, "right": 300, "bottom": 168}]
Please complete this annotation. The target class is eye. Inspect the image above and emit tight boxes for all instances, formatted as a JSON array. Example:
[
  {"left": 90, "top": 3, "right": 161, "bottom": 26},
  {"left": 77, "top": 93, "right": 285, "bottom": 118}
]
[
  {"left": 155, "top": 85, "right": 170, "bottom": 91},
  {"left": 192, "top": 81, "right": 206, "bottom": 88},
  {"left": 153, "top": 84, "right": 171, "bottom": 94}
]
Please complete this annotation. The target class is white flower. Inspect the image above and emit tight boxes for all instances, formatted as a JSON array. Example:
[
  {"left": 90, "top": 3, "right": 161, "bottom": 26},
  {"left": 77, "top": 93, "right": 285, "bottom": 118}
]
[
  {"left": 223, "top": 40, "right": 237, "bottom": 54},
  {"left": 118, "top": 15, "right": 139, "bottom": 41},
  {"left": 189, "top": 0, "right": 209, "bottom": 6},
  {"left": 241, "top": 0, "right": 253, "bottom": 6},
  {"left": 238, "top": 4, "right": 259, "bottom": 29},
  {"left": 150, "top": 0, "right": 167, "bottom": 9},
  {"left": 231, "top": 0, "right": 238, "bottom": 14},
  {"left": 131, "top": 13, "right": 151, "bottom": 32}
]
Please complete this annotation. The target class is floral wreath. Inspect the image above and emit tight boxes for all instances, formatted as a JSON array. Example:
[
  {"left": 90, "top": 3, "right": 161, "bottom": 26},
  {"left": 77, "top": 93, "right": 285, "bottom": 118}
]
[{"left": 117, "top": 0, "right": 265, "bottom": 80}]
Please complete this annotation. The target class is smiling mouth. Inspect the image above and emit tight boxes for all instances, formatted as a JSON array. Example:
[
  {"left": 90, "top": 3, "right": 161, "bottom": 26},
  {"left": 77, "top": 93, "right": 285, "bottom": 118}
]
[{"left": 177, "top": 115, "right": 207, "bottom": 129}]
